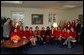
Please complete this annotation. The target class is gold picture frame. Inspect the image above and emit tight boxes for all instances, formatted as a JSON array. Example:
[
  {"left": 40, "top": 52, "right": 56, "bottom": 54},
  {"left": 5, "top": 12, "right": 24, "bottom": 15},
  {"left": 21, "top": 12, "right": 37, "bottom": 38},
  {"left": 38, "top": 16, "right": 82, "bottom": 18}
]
[{"left": 32, "top": 14, "right": 43, "bottom": 25}]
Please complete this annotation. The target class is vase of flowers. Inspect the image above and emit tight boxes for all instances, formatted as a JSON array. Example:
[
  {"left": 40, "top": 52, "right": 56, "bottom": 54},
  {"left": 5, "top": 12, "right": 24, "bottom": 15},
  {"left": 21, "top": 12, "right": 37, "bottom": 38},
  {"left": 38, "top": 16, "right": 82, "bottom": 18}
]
[{"left": 11, "top": 35, "right": 21, "bottom": 43}]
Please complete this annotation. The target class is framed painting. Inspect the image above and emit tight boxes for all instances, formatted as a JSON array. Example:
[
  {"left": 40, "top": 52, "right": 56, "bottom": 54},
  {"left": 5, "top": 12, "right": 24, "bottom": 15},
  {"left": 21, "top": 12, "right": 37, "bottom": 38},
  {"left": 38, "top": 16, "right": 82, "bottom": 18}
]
[
  {"left": 11, "top": 11, "right": 24, "bottom": 25},
  {"left": 32, "top": 14, "right": 43, "bottom": 25}
]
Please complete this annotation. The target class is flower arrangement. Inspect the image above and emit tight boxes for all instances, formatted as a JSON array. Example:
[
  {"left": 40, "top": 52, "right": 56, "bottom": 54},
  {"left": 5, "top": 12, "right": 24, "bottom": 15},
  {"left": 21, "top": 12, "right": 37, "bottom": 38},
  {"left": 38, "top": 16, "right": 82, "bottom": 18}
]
[{"left": 11, "top": 35, "right": 21, "bottom": 43}]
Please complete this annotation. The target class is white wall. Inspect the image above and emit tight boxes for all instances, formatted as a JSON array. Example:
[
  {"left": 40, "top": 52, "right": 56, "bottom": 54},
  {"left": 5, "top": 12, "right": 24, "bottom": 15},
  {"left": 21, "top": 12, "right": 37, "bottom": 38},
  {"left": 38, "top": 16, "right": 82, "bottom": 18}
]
[{"left": 1, "top": 6, "right": 83, "bottom": 30}]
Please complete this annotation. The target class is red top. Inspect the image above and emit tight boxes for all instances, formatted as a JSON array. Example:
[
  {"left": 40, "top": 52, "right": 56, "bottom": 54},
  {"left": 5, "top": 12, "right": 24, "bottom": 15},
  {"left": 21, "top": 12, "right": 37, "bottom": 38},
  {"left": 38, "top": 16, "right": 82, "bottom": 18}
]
[
  {"left": 11, "top": 32, "right": 18, "bottom": 37},
  {"left": 53, "top": 30, "right": 57, "bottom": 38},
  {"left": 17, "top": 30, "right": 24, "bottom": 38},
  {"left": 70, "top": 31, "right": 77, "bottom": 38},
  {"left": 29, "top": 30, "right": 33, "bottom": 36},
  {"left": 66, "top": 24, "right": 72, "bottom": 29},
  {"left": 34, "top": 30, "right": 40, "bottom": 36},
  {"left": 56, "top": 30, "right": 62, "bottom": 38},
  {"left": 62, "top": 31, "right": 69, "bottom": 39},
  {"left": 24, "top": 30, "right": 30, "bottom": 38},
  {"left": 40, "top": 30, "right": 46, "bottom": 36}
]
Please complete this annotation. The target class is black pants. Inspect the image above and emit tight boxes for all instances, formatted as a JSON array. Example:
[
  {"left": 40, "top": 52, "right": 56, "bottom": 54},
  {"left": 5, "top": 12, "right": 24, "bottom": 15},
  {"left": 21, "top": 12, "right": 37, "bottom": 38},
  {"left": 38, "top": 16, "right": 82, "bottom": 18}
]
[
  {"left": 57, "top": 39, "right": 65, "bottom": 45},
  {"left": 37, "top": 37, "right": 44, "bottom": 45},
  {"left": 3, "top": 36, "right": 10, "bottom": 40},
  {"left": 50, "top": 38, "right": 55, "bottom": 45}
]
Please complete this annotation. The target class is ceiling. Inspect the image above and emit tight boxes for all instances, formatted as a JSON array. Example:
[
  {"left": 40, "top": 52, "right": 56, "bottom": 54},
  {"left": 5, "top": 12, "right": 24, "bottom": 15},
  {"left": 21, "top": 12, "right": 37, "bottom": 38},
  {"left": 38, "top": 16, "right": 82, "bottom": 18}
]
[{"left": 1, "top": 1, "right": 83, "bottom": 9}]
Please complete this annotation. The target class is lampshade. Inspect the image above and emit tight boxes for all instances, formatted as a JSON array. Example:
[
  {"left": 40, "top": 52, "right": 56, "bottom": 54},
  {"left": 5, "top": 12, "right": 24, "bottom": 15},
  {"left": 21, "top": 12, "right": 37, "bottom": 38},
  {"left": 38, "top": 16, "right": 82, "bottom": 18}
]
[{"left": 53, "top": 22, "right": 58, "bottom": 27}]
